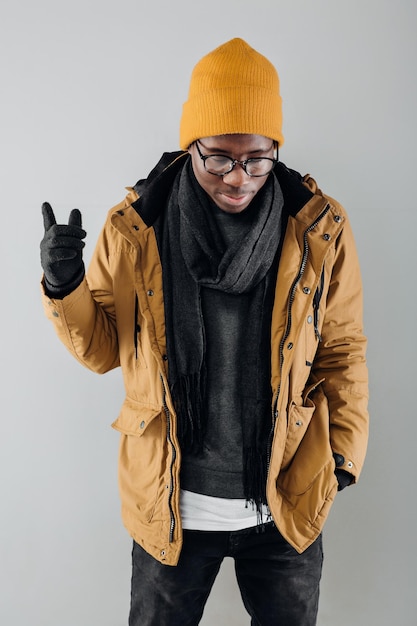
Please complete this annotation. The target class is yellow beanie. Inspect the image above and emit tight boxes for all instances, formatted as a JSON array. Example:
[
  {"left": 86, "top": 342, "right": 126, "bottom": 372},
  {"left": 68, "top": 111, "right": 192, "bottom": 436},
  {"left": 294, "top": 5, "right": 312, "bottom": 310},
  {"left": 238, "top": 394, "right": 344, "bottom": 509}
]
[{"left": 179, "top": 38, "right": 284, "bottom": 150}]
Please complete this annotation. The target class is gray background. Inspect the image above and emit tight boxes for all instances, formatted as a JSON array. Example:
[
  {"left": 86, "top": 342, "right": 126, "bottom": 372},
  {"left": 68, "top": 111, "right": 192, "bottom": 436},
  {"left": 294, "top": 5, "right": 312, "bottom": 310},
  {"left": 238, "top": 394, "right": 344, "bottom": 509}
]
[{"left": 1, "top": 0, "right": 416, "bottom": 624}]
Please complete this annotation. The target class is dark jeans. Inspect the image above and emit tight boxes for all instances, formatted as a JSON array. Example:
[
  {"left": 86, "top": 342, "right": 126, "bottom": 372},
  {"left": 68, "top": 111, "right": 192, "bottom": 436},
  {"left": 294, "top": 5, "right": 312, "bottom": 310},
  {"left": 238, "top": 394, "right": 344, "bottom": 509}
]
[{"left": 129, "top": 522, "right": 323, "bottom": 626}]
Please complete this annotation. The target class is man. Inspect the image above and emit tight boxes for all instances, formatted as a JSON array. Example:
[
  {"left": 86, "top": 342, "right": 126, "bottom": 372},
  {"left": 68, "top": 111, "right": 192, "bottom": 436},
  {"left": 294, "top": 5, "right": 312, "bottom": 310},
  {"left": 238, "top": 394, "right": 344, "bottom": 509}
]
[{"left": 40, "top": 38, "right": 369, "bottom": 625}]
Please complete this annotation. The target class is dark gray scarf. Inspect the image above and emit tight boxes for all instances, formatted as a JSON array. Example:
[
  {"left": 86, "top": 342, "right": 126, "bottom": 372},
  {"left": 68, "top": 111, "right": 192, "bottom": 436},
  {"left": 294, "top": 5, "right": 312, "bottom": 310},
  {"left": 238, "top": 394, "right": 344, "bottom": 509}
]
[{"left": 162, "top": 160, "right": 283, "bottom": 508}]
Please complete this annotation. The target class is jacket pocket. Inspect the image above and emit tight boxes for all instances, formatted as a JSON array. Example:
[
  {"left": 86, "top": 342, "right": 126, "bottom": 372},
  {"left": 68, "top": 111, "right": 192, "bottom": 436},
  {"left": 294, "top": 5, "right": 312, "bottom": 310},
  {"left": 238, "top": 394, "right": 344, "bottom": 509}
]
[
  {"left": 112, "top": 398, "right": 166, "bottom": 523},
  {"left": 277, "top": 384, "right": 334, "bottom": 496},
  {"left": 280, "top": 401, "right": 315, "bottom": 471}
]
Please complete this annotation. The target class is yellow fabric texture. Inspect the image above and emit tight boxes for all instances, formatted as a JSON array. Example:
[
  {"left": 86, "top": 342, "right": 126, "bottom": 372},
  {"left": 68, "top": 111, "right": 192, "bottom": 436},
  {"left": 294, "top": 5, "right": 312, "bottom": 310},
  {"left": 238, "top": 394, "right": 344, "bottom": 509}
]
[{"left": 179, "top": 38, "right": 284, "bottom": 149}]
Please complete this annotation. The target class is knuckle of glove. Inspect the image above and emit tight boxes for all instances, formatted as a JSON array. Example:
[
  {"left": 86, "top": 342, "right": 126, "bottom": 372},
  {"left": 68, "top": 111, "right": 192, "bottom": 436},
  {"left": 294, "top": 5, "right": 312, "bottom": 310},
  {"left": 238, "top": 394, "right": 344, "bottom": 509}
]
[
  {"left": 50, "top": 248, "right": 78, "bottom": 262},
  {"left": 52, "top": 224, "right": 86, "bottom": 239}
]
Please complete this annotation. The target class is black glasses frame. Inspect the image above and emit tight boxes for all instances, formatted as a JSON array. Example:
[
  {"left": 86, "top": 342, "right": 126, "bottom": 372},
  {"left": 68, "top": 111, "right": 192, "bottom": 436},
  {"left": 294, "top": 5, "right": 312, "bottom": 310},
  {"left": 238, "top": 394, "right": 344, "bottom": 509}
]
[{"left": 195, "top": 140, "right": 278, "bottom": 177}]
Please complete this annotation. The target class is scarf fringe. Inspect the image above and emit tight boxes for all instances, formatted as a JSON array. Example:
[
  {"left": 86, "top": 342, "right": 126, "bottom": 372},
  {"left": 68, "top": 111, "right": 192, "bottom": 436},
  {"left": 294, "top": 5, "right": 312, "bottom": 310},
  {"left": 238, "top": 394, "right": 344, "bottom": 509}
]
[
  {"left": 171, "top": 372, "right": 206, "bottom": 454},
  {"left": 243, "top": 447, "right": 268, "bottom": 521}
]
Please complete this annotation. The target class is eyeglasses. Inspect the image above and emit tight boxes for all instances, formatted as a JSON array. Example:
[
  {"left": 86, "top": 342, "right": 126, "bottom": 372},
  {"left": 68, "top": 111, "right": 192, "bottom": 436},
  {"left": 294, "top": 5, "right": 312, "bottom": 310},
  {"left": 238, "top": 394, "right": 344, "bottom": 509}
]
[{"left": 195, "top": 140, "right": 278, "bottom": 177}]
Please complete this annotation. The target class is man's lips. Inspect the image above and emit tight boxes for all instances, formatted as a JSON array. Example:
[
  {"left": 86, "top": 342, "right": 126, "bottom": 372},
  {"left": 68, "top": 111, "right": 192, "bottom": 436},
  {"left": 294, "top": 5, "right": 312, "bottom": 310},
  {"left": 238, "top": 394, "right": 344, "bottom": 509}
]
[
  {"left": 222, "top": 193, "right": 249, "bottom": 203},
  {"left": 216, "top": 189, "right": 254, "bottom": 212}
]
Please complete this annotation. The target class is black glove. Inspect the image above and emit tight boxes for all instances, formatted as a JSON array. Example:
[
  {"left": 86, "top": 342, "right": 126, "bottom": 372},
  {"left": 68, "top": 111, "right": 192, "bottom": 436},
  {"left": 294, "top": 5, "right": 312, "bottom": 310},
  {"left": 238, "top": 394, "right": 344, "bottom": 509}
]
[
  {"left": 333, "top": 453, "right": 353, "bottom": 491},
  {"left": 40, "top": 202, "right": 86, "bottom": 297},
  {"left": 335, "top": 469, "right": 353, "bottom": 491}
]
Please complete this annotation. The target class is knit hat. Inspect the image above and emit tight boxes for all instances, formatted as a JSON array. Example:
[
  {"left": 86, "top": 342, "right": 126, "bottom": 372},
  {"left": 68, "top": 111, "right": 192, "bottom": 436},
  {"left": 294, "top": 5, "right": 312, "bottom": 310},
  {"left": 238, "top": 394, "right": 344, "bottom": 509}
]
[{"left": 179, "top": 38, "right": 284, "bottom": 150}]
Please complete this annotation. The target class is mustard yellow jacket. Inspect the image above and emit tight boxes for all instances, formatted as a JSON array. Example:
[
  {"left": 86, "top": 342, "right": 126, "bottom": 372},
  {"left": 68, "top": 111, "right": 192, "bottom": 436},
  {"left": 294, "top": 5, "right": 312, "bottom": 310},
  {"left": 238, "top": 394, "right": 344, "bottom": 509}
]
[{"left": 42, "top": 153, "right": 369, "bottom": 566}]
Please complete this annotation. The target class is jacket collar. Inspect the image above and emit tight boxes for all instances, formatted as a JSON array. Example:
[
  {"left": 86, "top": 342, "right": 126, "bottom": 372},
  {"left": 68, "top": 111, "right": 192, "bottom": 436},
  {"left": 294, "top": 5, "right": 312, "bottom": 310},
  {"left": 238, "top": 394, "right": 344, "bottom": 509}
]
[
  {"left": 131, "top": 152, "right": 188, "bottom": 226},
  {"left": 131, "top": 151, "right": 316, "bottom": 226}
]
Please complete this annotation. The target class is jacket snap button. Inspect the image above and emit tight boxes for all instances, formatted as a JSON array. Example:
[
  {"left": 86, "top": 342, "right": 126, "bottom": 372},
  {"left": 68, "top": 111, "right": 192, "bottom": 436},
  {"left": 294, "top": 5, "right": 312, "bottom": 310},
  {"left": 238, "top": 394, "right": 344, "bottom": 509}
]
[
  {"left": 295, "top": 420, "right": 303, "bottom": 427},
  {"left": 161, "top": 550, "right": 166, "bottom": 557},
  {"left": 334, "top": 215, "right": 342, "bottom": 223},
  {"left": 287, "top": 342, "right": 293, "bottom": 350},
  {"left": 140, "top": 421, "right": 145, "bottom": 429},
  {"left": 52, "top": 311, "right": 59, "bottom": 318},
  {"left": 323, "top": 233, "right": 331, "bottom": 241},
  {"left": 347, "top": 461, "right": 353, "bottom": 469},
  {"left": 147, "top": 290, "right": 154, "bottom": 296},
  {"left": 307, "top": 315, "right": 313, "bottom": 324},
  {"left": 303, "top": 287, "right": 311, "bottom": 294}
]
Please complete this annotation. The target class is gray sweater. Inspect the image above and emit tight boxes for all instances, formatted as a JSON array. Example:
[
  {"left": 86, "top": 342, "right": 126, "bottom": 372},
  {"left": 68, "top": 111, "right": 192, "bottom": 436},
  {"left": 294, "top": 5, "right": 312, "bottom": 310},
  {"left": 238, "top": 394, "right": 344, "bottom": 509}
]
[{"left": 180, "top": 204, "right": 259, "bottom": 498}]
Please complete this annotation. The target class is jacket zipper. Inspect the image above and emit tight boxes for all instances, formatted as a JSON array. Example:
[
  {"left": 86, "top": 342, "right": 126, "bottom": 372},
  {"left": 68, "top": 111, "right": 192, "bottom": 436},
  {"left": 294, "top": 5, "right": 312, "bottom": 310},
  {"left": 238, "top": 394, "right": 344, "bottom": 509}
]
[
  {"left": 267, "top": 203, "right": 331, "bottom": 472},
  {"left": 313, "top": 268, "right": 325, "bottom": 341},
  {"left": 134, "top": 294, "right": 140, "bottom": 359},
  {"left": 160, "top": 374, "right": 176, "bottom": 544}
]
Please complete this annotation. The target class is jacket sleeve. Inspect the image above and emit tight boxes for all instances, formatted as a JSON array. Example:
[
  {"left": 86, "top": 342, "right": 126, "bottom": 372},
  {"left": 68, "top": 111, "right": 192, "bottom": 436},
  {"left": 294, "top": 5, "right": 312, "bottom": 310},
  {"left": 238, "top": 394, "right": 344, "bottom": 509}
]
[
  {"left": 312, "top": 214, "right": 369, "bottom": 483},
  {"left": 41, "top": 216, "right": 120, "bottom": 375}
]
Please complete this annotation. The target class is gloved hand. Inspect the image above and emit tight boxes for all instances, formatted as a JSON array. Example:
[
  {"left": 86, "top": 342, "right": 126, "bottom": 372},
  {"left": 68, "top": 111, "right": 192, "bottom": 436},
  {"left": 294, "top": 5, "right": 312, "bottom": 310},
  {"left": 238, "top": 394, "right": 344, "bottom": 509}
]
[
  {"left": 335, "top": 469, "right": 353, "bottom": 491},
  {"left": 40, "top": 202, "right": 86, "bottom": 297},
  {"left": 333, "top": 453, "right": 353, "bottom": 491}
]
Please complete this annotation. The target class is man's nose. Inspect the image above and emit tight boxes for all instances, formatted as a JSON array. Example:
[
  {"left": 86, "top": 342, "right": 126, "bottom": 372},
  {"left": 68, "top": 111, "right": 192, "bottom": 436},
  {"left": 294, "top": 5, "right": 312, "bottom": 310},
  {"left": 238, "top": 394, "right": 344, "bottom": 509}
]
[{"left": 222, "top": 163, "right": 250, "bottom": 186}]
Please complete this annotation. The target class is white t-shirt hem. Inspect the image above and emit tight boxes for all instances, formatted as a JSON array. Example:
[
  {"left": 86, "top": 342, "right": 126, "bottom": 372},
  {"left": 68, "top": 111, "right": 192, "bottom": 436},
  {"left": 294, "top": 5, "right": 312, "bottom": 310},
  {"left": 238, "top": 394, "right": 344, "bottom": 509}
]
[{"left": 180, "top": 489, "right": 271, "bottom": 531}]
